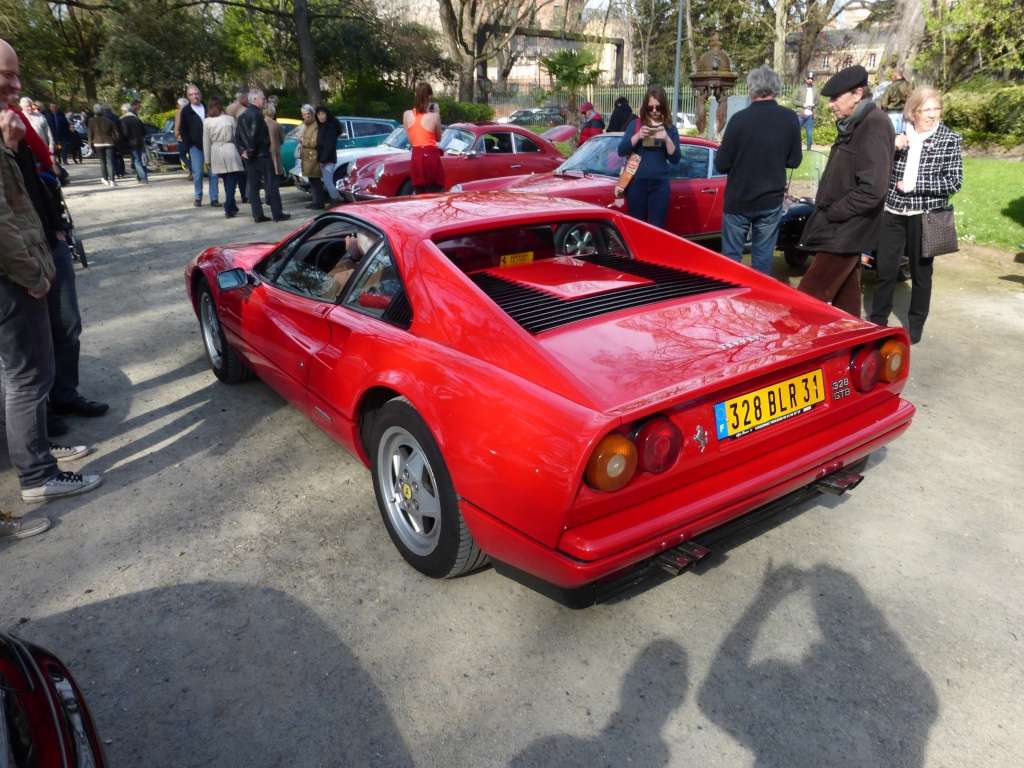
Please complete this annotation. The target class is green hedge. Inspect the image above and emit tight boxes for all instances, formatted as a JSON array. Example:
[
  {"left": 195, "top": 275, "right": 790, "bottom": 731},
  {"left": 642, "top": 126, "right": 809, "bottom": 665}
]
[
  {"left": 144, "top": 107, "right": 177, "bottom": 128},
  {"left": 436, "top": 98, "right": 494, "bottom": 123},
  {"left": 943, "top": 79, "right": 1024, "bottom": 148}
]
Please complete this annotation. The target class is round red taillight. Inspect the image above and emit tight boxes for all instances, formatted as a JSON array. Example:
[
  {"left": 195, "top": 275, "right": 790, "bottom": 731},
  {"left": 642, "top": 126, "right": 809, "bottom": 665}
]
[
  {"left": 634, "top": 418, "right": 683, "bottom": 474},
  {"left": 850, "top": 346, "right": 883, "bottom": 392}
]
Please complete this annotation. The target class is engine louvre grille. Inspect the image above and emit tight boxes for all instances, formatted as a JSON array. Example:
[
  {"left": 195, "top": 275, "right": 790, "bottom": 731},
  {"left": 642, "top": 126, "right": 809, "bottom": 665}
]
[{"left": 470, "top": 255, "right": 736, "bottom": 334}]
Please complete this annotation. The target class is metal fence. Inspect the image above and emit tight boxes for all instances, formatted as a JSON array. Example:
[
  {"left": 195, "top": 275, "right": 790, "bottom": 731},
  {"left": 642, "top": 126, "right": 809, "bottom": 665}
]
[{"left": 488, "top": 82, "right": 795, "bottom": 120}]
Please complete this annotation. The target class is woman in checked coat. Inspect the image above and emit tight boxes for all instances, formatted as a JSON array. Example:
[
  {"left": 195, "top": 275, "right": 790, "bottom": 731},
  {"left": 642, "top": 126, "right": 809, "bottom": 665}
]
[{"left": 868, "top": 86, "right": 963, "bottom": 344}]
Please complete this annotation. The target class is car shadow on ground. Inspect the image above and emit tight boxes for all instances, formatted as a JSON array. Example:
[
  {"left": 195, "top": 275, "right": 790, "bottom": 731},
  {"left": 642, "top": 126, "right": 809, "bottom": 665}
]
[
  {"left": 507, "top": 639, "right": 688, "bottom": 767},
  {"left": 15, "top": 581, "right": 415, "bottom": 767},
  {"left": 697, "top": 563, "right": 938, "bottom": 767},
  {"left": 1001, "top": 196, "right": 1024, "bottom": 227}
]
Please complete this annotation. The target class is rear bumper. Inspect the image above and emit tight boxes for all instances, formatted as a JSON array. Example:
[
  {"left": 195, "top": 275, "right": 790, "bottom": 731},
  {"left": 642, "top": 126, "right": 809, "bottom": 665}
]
[{"left": 462, "top": 397, "right": 914, "bottom": 589}]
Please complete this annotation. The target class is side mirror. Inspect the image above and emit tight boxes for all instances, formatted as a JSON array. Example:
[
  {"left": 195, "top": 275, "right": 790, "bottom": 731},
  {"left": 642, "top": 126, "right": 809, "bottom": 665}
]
[
  {"left": 357, "top": 290, "right": 391, "bottom": 310},
  {"left": 216, "top": 268, "right": 251, "bottom": 292}
]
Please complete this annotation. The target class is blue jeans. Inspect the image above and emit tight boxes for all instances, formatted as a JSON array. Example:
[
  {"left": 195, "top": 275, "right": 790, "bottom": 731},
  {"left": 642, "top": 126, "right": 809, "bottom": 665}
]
[
  {"left": 189, "top": 145, "right": 217, "bottom": 202},
  {"left": 887, "top": 111, "right": 905, "bottom": 134},
  {"left": 625, "top": 178, "right": 670, "bottom": 228},
  {"left": 799, "top": 114, "right": 814, "bottom": 149},
  {"left": 720, "top": 205, "right": 784, "bottom": 275},
  {"left": 0, "top": 278, "right": 58, "bottom": 488},
  {"left": 320, "top": 163, "right": 340, "bottom": 201},
  {"left": 130, "top": 149, "right": 148, "bottom": 182},
  {"left": 47, "top": 239, "right": 82, "bottom": 405}
]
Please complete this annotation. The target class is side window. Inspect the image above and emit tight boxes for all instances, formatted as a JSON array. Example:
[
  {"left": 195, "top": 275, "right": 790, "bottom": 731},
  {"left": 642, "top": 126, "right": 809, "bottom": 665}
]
[
  {"left": 515, "top": 135, "right": 541, "bottom": 153},
  {"left": 343, "top": 246, "right": 404, "bottom": 320},
  {"left": 479, "top": 132, "right": 514, "bottom": 154},
  {"left": 353, "top": 121, "right": 390, "bottom": 138},
  {"left": 672, "top": 145, "right": 710, "bottom": 180},
  {"left": 265, "top": 220, "right": 380, "bottom": 302},
  {"left": 336, "top": 119, "right": 351, "bottom": 140}
]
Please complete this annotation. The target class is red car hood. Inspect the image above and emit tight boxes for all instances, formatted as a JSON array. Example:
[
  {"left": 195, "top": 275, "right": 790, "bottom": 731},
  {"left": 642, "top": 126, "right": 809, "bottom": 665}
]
[{"left": 531, "top": 288, "right": 870, "bottom": 416}]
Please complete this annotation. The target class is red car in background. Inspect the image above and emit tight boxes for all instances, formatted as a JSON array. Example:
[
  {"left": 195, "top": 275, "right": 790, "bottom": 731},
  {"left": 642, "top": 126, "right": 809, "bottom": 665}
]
[
  {"left": 186, "top": 195, "right": 914, "bottom": 601},
  {"left": 454, "top": 132, "right": 726, "bottom": 247},
  {"left": 339, "top": 123, "right": 564, "bottom": 201}
]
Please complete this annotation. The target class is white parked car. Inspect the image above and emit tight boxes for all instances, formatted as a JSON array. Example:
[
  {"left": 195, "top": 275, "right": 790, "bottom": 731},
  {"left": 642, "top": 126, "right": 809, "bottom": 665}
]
[{"left": 290, "top": 125, "right": 411, "bottom": 192}]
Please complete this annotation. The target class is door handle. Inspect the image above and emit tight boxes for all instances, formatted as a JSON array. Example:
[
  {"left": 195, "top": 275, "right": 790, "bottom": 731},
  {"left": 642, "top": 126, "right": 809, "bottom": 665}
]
[
  {"left": 510, "top": 164, "right": 523, "bottom": 169},
  {"left": 700, "top": 187, "right": 717, "bottom": 194}
]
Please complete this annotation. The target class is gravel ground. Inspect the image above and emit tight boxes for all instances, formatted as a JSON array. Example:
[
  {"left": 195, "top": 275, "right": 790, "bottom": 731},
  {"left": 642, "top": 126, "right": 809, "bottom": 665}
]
[{"left": 1, "top": 159, "right": 1022, "bottom": 768}]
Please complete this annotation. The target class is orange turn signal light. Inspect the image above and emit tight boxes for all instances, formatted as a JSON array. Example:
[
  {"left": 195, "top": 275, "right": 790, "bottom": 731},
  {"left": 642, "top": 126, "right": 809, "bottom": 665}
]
[
  {"left": 585, "top": 433, "right": 638, "bottom": 492},
  {"left": 879, "top": 339, "right": 908, "bottom": 382}
]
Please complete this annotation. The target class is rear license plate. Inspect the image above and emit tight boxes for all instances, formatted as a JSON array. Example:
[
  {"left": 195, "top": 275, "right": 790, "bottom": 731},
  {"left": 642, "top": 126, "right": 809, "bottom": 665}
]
[
  {"left": 500, "top": 250, "right": 534, "bottom": 267},
  {"left": 714, "top": 369, "right": 825, "bottom": 440}
]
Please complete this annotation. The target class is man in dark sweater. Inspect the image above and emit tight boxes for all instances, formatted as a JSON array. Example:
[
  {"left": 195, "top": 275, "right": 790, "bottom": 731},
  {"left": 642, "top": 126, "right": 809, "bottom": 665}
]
[{"left": 714, "top": 65, "right": 802, "bottom": 275}]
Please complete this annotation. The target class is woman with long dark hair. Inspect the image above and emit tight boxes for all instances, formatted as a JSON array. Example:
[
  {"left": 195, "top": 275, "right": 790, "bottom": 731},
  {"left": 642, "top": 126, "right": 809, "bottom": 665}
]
[
  {"left": 868, "top": 86, "right": 963, "bottom": 344},
  {"left": 315, "top": 104, "right": 341, "bottom": 202},
  {"left": 404, "top": 82, "right": 444, "bottom": 194},
  {"left": 607, "top": 96, "right": 633, "bottom": 132},
  {"left": 616, "top": 85, "right": 679, "bottom": 228}
]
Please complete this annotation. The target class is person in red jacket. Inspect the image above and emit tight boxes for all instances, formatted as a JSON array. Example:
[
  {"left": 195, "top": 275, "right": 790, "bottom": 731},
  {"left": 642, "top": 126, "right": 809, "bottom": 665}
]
[{"left": 578, "top": 101, "right": 605, "bottom": 145}]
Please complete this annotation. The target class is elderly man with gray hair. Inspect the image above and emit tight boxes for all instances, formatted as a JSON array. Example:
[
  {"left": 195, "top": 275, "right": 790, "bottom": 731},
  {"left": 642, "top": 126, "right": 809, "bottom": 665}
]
[
  {"left": 234, "top": 88, "right": 288, "bottom": 222},
  {"left": 714, "top": 65, "right": 802, "bottom": 275}
]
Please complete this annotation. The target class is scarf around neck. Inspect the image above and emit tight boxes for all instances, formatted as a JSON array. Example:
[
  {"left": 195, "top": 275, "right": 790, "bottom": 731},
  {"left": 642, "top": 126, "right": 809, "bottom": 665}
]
[
  {"left": 835, "top": 99, "right": 874, "bottom": 141},
  {"left": 901, "top": 122, "right": 938, "bottom": 192}
]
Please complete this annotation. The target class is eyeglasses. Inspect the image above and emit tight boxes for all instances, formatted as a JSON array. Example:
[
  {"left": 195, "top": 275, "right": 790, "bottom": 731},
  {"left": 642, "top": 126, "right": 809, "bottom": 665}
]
[{"left": 648, "top": 105, "right": 662, "bottom": 113}]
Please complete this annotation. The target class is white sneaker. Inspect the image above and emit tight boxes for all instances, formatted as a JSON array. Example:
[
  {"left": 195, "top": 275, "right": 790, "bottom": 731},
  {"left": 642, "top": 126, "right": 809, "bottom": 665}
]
[
  {"left": 21, "top": 471, "right": 103, "bottom": 503},
  {"left": 49, "top": 444, "right": 94, "bottom": 464},
  {"left": 0, "top": 514, "right": 51, "bottom": 541}
]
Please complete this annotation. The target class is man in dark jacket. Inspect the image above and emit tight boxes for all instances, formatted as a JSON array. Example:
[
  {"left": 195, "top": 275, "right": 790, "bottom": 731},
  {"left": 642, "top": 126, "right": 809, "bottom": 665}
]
[
  {"left": 179, "top": 84, "right": 218, "bottom": 206},
  {"left": 119, "top": 102, "right": 148, "bottom": 183},
  {"left": 797, "top": 65, "right": 894, "bottom": 317},
  {"left": 715, "top": 65, "right": 802, "bottom": 275},
  {"left": 235, "top": 89, "right": 288, "bottom": 223},
  {"left": 46, "top": 103, "right": 71, "bottom": 165}
]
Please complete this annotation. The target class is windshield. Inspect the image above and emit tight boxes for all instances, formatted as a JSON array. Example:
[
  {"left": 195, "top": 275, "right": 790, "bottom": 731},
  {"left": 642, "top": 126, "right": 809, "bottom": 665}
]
[
  {"left": 382, "top": 126, "right": 410, "bottom": 149},
  {"left": 440, "top": 128, "right": 474, "bottom": 153},
  {"left": 556, "top": 135, "right": 625, "bottom": 177}
]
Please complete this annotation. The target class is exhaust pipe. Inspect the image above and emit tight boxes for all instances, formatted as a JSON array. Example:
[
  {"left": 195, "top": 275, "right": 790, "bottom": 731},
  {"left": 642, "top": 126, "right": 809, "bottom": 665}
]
[
  {"left": 812, "top": 469, "right": 864, "bottom": 495},
  {"left": 656, "top": 541, "right": 711, "bottom": 575}
]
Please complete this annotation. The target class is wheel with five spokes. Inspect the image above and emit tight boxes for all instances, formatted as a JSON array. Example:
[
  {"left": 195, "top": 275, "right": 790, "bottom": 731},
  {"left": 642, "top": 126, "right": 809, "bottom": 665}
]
[{"left": 369, "top": 397, "right": 488, "bottom": 578}]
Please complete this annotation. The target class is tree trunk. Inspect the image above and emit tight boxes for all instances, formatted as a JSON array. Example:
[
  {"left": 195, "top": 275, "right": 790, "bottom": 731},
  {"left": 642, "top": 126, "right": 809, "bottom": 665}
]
[
  {"left": 878, "top": 0, "right": 927, "bottom": 77},
  {"left": 292, "top": 0, "right": 321, "bottom": 105},
  {"left": 773, "top": 0, "right": 788, "bottom": 75},
  {"left": 459, "top": 58, "right": 475, "bottom": 102},
  {"left": 685, "top": 0, "right": 696, "bottom": 74},
  {"left": 83, "top": 70, "right": 98, "bottom": 103}
]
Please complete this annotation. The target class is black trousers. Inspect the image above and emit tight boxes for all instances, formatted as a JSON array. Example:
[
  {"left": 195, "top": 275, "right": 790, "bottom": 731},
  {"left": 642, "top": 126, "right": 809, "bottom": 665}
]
[
  {"left": 869, "top": 211, "right": 933, "bottom": 334},
  {"left": 246, "top": 155, "right": 283, "bottom": 220}
]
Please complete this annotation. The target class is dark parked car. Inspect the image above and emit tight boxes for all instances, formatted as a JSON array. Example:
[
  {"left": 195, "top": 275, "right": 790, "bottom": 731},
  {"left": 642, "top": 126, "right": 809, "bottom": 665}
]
[
  {"left": 0, "top": 631, "right": 107, "bottom": 767},
  {"left": 146, "top": 117, "right": 181, "bottom": 165}
]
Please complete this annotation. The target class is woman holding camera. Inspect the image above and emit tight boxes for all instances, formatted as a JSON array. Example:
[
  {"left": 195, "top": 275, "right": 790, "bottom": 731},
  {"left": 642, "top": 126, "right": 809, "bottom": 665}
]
[
  {"left": 868, "top": 86, "right": 962, "bottom": 344},
  {"left": 404, "top": 83, "right": 444, "bottom": 194},
  {"left": 616, "top": 85, "right": 680, "bottom": 228}
]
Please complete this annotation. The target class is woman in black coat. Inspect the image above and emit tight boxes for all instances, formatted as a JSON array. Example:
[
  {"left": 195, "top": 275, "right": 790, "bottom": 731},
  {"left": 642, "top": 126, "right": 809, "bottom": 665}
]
[
  {"left": 868, "top": 87, "right": 963, "bottom": 344},
  {"left": 315, "top": 105, "right": 341, "bottom": 202},
  {"left": 607, "top": 96, "right": 633, "bottom": 132}
]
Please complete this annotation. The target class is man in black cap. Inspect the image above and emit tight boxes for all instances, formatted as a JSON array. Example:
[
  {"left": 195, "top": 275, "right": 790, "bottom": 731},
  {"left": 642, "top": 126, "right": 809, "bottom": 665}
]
[{"left": 796, "top": 65, "right": 894, "bottom": 317}]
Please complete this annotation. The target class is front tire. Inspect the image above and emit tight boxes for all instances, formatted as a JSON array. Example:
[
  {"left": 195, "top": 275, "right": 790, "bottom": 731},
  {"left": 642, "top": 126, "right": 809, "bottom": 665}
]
[
  {"left": 369, "top": 398, "right": 488, "bottom": 579},
  {"left": 784, "top": 247, "right": 810, "bottom": 273},
  {"left": 197, "top": 281, "right": 250, "bottom": 384}
]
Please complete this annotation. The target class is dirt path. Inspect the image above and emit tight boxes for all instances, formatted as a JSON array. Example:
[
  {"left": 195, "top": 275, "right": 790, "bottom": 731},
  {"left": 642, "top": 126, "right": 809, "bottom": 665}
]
[{"left": 2, "top": 160, "right": 1022, "bottom": 767}]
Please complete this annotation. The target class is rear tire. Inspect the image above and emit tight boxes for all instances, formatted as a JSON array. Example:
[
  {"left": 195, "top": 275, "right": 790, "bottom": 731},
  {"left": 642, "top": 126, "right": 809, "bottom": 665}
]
[
  {"left": 197, "top": 281, "right": 250, "bottom": 384},
  {"left": 369, "top": 397, "right": 488, "bottom": 579}
]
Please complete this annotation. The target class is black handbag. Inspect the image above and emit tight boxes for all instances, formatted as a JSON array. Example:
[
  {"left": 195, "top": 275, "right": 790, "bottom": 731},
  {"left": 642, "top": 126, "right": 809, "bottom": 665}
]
[{"left": 921, "top": 206, "right": 958, "bottom": 258}]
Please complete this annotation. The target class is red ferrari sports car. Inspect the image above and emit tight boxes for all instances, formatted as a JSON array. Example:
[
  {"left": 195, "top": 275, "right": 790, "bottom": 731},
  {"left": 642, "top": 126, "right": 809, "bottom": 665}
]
[
  {"left": 186, "top": 194, "right": 914, "bottom": 597},
  {"left": 454, "top": 132, "right": 726, "bottom": 247},
  {"left": 338, "top": 123, "right": 564, "bottom": 201}
]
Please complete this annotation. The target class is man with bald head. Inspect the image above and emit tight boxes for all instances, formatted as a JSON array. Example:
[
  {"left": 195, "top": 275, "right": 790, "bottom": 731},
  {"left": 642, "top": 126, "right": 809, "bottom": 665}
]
[{"left": 0, "top": 40, "right": 101, "bottom": 538}]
